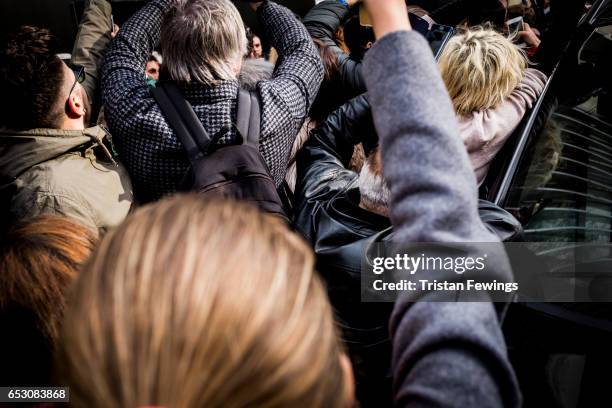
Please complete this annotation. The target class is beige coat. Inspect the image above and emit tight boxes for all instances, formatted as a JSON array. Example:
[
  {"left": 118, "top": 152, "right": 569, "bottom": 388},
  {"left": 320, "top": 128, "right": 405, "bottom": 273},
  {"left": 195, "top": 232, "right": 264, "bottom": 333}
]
[{"left": 0, "top": 126, "right": 132, "bottom": 233}]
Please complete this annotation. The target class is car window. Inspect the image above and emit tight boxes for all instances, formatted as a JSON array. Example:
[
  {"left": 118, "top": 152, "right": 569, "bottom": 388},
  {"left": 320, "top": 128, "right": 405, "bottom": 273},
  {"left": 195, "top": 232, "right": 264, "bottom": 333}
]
[
  {"left": 504, "top": 25, "right": 612, "bottom": 244},
  {"left": 505, "top": 107, "right": 612, "bottom": 242}
]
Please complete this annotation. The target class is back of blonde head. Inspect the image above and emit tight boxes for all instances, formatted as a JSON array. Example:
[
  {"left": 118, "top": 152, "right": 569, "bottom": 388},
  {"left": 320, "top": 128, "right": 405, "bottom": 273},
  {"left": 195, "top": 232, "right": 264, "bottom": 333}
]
[
  {"left": 59, "top": 195, "right": 347, "bottom": 408},
  {"left": 439, "top": 27, "right": 527, "bottom": 116}
]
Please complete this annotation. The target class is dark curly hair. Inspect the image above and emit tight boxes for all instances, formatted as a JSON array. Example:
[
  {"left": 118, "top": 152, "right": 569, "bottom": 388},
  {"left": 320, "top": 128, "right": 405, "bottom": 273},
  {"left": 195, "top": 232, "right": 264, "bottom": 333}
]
[{"left": 0, "top": 26, "right": 65, "bottom": 130}]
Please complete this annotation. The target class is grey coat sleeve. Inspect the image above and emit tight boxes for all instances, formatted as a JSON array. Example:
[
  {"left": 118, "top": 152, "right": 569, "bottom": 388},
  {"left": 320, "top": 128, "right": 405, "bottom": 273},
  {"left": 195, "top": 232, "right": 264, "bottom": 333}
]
[{"left": 362, "top": 31, "right": 522, "bottom": 408}]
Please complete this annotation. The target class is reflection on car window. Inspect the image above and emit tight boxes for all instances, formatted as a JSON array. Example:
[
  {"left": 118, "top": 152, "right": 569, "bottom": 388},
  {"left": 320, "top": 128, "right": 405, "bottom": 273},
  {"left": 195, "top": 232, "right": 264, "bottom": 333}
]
[
  {"left": 505, "top": 24, "right": 612, "bottom": 244},
  {"left": 506, "top": 108, "right": 612, "bottom": 243}
]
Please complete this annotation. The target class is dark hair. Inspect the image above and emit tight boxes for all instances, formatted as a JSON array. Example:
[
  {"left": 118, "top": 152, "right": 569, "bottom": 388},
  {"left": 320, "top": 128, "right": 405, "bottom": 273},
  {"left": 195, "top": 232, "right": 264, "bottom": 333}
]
[
  {"left": 342, "top": 15, "right": 375, "bottom": 61},
  {"left": 0, "top": 26, "right": 65, "bottom": 129},
  {"left": 312, "top": 38, "right": 338, "bottom": 82},
  {"left": 308, "top": 38, "right": 341, "bottom": 122}
]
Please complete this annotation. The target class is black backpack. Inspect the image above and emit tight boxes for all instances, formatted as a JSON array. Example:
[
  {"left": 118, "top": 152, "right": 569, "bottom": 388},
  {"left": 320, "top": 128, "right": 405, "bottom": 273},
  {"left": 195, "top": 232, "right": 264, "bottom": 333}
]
[{"left": 151, "top": 82, "right": 286, "bottom": 218}]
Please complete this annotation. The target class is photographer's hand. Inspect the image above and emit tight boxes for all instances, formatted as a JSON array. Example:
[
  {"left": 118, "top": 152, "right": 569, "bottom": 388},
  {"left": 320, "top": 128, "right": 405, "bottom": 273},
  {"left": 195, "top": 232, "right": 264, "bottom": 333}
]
[
  {"left": 363, "top": 0, "right": 411, "bottom": 39},
  {"left": 519, "top": 22, "right": 541, "bottom": 48}
]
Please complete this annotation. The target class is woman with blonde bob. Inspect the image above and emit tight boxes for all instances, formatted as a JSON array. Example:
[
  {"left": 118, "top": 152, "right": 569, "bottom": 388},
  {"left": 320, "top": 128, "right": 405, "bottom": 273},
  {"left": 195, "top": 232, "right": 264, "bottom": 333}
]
[
  {"left": 438, "top": 27, "right": 547, "bottom": 185},
  {"left": 59, "top": 195, "right": 354, "bottom": 408}
]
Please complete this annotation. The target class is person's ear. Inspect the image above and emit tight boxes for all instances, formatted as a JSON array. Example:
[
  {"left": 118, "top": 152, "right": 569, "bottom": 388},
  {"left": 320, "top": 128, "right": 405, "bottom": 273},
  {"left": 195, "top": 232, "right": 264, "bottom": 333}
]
[
  {"left": 66, "top": 89, "right": 86, "bottom": 119},
  {"left": 340, "top": 353, "right": 355, "bottom": 407},
  {"left": 365, "top": 41, "right": 373, "bottom": 50}
]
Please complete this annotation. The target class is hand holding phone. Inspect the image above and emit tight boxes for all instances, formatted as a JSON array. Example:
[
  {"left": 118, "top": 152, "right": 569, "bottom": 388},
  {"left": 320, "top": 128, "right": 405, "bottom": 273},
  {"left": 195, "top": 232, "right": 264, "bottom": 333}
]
[
  {"left": 507, "top": 16, "right": 524, "bottom": 35},
  {"left": 518, "top": 22, "right": 541, "bottom": 48}
]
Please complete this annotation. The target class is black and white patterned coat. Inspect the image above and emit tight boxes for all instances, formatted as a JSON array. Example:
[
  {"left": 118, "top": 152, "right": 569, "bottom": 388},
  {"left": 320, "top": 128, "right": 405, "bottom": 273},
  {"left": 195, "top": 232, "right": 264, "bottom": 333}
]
[{"left": 102, "top": 0, "right": 323, "bottom": 202}]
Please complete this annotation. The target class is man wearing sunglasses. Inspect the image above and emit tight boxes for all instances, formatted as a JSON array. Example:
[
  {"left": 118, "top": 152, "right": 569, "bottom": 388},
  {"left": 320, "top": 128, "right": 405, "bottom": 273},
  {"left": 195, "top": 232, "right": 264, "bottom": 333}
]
[
  {"left": 0, "top": 0, "right": 133, "bottom": 234},
  {"left": 64, "top": 63, "right": 91, "bottom": 127}
]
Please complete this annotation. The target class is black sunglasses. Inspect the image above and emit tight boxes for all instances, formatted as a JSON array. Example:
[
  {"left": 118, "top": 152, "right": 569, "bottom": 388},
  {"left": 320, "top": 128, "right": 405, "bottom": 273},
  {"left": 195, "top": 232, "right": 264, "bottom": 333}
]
[{"left": 67, "top": 64, "right": 86, "bottom": 97}]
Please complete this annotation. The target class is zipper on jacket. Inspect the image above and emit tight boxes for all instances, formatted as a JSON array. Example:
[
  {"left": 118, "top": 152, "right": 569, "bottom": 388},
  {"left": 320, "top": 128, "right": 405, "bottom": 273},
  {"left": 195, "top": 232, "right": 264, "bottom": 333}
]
[{"left": 95, "top": 126, "right": 119, "bottom": 167}]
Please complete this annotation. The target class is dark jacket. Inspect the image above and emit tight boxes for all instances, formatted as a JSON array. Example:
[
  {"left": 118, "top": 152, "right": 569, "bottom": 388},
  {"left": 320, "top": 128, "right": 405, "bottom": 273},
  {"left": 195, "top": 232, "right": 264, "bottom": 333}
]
[
  {"left": 102, "top": 0, "right": 323, "bottom": 203},
  {"left": 363, "top": 31, "right": 521, "bottom": 407},
  {"left": 294, "top": 94, "right": 391, "bottom": 405},
  {"left": 295, "top": 91, "right": 521, "bottom": 406},
  {"left": 302, "top": 0, "right": 366, "bottom": 121}
]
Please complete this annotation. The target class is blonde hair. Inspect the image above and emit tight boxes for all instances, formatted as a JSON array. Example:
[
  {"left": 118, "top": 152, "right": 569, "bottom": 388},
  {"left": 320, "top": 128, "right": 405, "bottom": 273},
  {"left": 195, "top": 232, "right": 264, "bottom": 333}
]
[
  {"left": 59, "top": 195, "right": 348, "bottom": 408},
  {"left": 439, "top": 27, "right": 528, "bottom": 116},
  {"left": 161, "top": 0, "right": 247, "bottom": 85}
]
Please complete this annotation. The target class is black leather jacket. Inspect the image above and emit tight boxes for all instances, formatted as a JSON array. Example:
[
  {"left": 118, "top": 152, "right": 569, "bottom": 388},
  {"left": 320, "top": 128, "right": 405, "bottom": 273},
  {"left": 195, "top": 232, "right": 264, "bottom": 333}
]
[
  {"left": 294, "top": 95, "right": 522, "bottom": 407},
  {"left": 294, "top": 94, "right": 392, "bottom": 406},
  {"left": 302, "top": 0, "right": 367, "bottom": 121}
]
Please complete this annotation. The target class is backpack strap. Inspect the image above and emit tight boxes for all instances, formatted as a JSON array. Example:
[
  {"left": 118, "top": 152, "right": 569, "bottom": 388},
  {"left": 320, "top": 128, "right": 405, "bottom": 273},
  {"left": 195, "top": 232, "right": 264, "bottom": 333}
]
[
  {"left": 151, "top": 82, "right": 212, "bottom": 165},
  {"left": 236, "top": 88, "right": 261, "bottom": 146}
]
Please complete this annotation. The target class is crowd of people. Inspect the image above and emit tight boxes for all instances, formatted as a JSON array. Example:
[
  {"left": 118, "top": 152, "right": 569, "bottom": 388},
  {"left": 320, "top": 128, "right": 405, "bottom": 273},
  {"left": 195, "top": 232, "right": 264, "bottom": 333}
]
[{"left": 0, "top": 0, "right": 579, "bottom": 406}]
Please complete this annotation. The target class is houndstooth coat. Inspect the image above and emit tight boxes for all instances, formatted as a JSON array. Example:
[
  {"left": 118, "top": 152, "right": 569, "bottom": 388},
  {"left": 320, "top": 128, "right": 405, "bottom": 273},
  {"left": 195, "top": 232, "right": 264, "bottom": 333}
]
[{"left": 101, "top": 0, "right": 323, "bottom": 203}]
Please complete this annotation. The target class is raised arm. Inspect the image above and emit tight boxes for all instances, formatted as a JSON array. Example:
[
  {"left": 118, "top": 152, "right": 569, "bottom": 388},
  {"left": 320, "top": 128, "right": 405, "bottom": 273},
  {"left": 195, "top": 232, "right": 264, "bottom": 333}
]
[
  {"left": 101, "top": 0, "right": 172, "bottom": 126},
  {"left": 257, "top": 1, "right": 324, "bottom": 123},
  {"left": 303, "top": 0, "right": 366, "bottom": 94},
  {"left": 254, "top": 1, "right": 324, "bottom": 185},
  {"left": 309, "top": 94, "right": 373, "bottom": 165},
  {"left": 362, "top": 1, "right": 521, "bottom": 406},
  {"left": 303, "top": 0, "right": 351, "bottom": 49},
  {"left": 295, "top": 94, "right": 373, "bottom": 199},
  {"left": 71, "top": 0, "right": 113, "bottom": 109}
]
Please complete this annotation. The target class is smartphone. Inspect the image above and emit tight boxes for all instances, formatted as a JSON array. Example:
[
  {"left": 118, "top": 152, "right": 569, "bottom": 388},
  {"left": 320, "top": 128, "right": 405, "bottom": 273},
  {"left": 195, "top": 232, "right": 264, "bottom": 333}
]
[
  {"left": 359, "top": 6, "right": 453, "bottom": 60},
  {"left": 360, "top": 8, "right": 436, "bottom": 34},
  {"left": 408, "top": 13, "right": 431, "bottom": 37},
  {"left": 426, "top": 24, "right": 455, "bottom": 60},
  {"left": 507, "top": 15, "right": 524, "bottom": 34},
  {"left": 359, "top": 4, "right": 372, "bottom": 27}
]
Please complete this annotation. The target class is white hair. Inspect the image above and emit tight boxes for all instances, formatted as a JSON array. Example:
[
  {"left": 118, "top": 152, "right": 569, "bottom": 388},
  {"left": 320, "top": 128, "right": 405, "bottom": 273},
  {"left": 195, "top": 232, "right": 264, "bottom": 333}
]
[{"left": 161, "top": 0, "right": 248, "bottom": 85}]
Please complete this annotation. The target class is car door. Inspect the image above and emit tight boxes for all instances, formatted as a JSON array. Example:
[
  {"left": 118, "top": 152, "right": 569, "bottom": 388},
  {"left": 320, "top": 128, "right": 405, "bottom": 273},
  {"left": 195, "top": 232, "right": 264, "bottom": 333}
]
[{"left": 493, "top": 2, "right": 612, "bottom": 406}]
